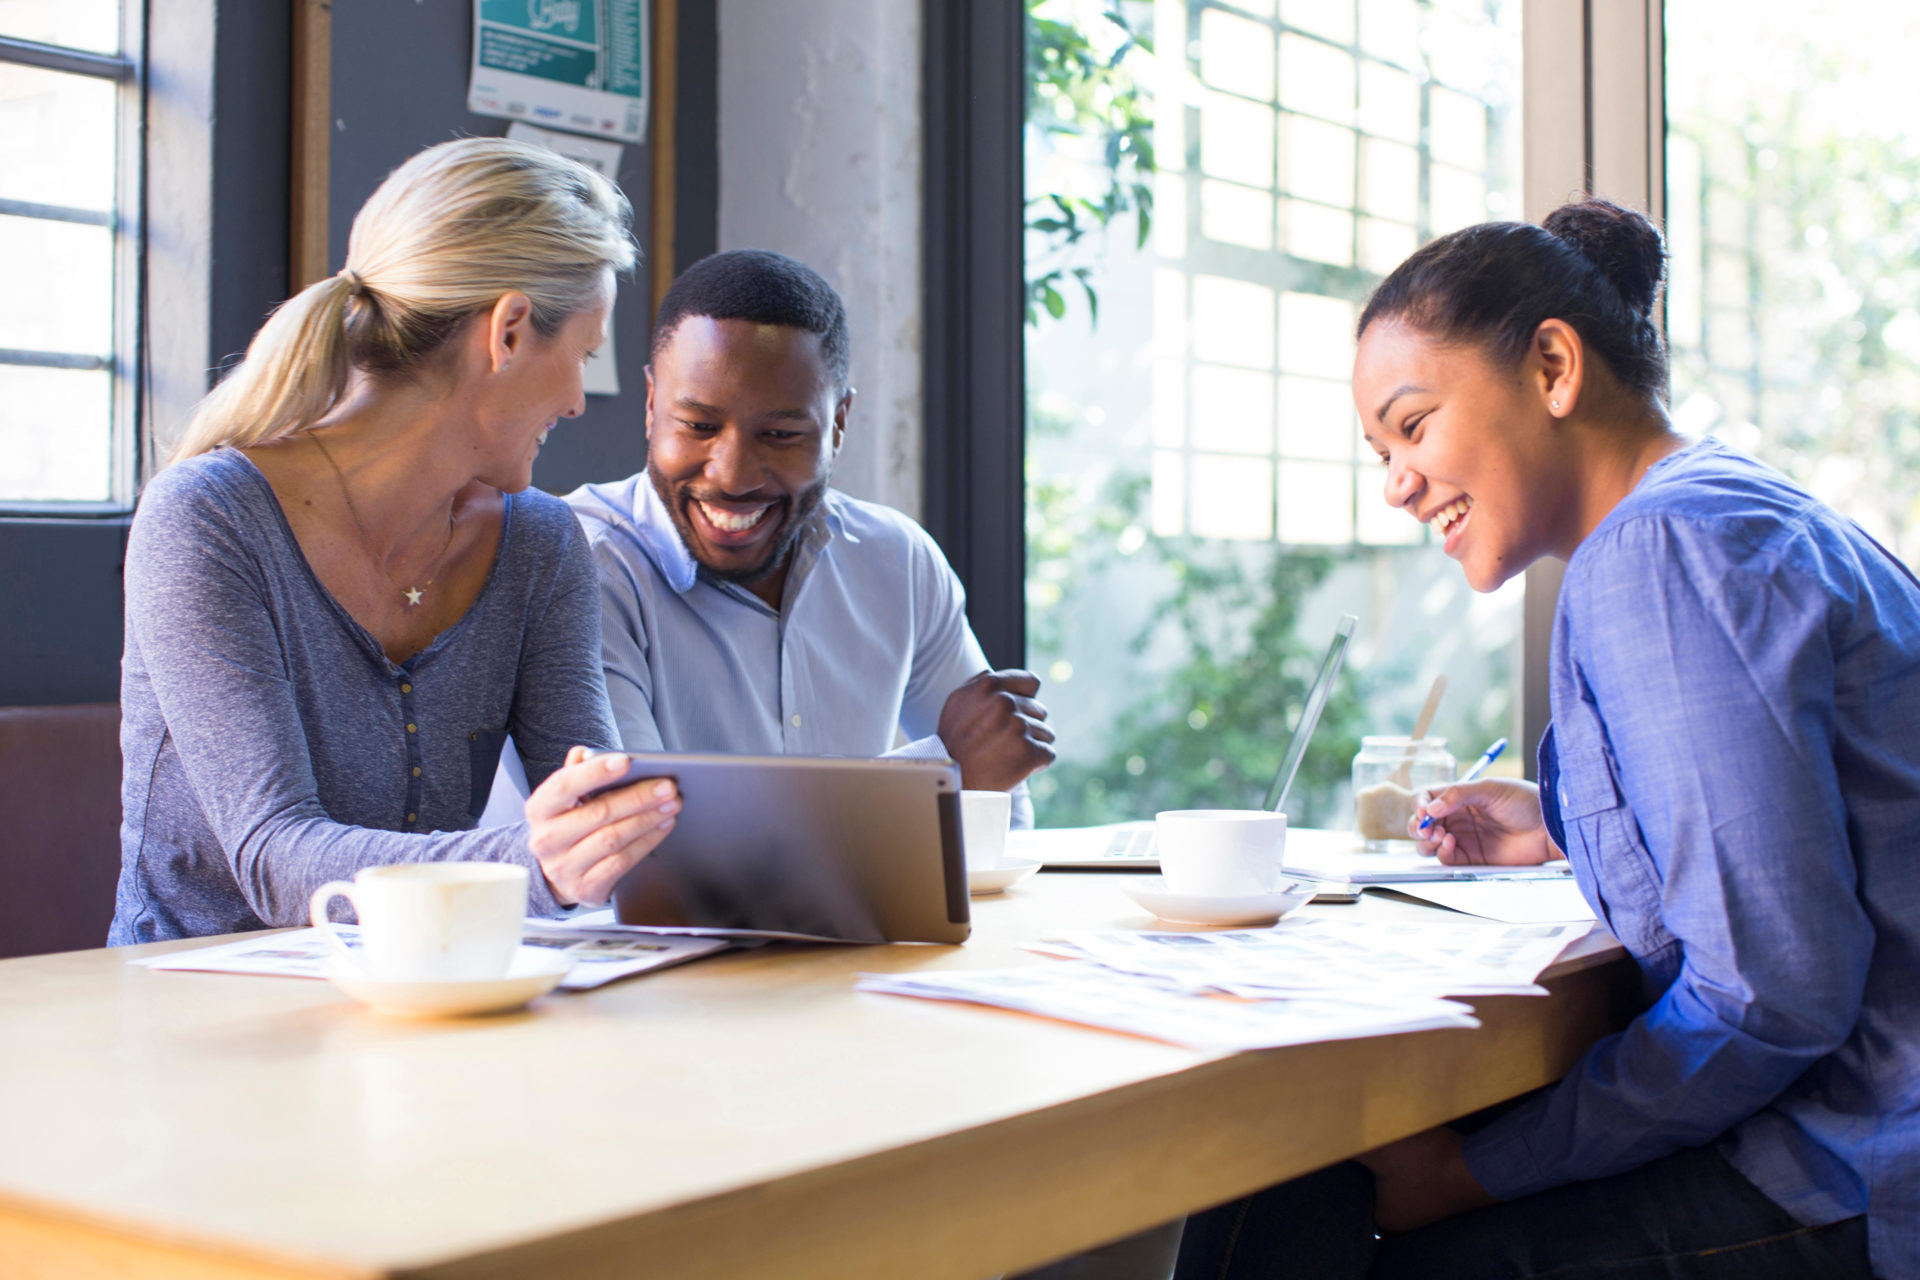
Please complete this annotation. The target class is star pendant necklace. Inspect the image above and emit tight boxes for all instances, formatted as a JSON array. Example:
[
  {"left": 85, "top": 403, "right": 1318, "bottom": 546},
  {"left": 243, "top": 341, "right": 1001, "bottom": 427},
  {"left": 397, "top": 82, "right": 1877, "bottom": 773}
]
[{"left": 306, "top": 429, "right": 455, "bottom": 608}]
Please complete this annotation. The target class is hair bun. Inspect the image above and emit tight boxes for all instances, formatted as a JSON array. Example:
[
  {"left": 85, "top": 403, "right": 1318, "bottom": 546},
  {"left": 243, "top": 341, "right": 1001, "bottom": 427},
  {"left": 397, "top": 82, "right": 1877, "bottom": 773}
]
[{"left": 1542, "top": 197, "right": 1666, "bottom": 318}]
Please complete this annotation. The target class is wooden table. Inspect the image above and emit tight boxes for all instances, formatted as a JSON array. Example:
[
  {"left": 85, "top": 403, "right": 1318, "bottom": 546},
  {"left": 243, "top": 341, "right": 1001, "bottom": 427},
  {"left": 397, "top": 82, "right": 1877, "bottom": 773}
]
[{"left": 0, "top": 873, "right": 1632, "bottom": 1280}]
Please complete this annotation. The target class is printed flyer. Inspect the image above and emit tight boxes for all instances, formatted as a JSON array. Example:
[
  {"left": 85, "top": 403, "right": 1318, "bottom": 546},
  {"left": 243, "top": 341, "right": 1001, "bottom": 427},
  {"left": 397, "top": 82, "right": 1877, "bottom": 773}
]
[{"left": 469, "top": 0, "right": 648, "bottom": 143}]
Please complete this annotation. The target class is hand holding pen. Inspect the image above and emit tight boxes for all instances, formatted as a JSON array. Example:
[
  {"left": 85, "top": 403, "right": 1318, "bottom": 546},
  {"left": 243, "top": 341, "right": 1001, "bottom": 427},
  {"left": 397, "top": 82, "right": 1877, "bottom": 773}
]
[
  {"left": 1412, "top": 739, "right": 1566, "bottom": 867},
  {"left": 1418, "top": 738, "right": 1506, "bottom": 831}
]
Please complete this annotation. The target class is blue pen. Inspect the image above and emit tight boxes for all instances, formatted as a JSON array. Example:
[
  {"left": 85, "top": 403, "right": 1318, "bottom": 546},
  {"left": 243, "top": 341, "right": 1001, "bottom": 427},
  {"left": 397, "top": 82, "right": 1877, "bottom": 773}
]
[{"left": 1418, "top": 737, "right": 1508, "bottom": 831}]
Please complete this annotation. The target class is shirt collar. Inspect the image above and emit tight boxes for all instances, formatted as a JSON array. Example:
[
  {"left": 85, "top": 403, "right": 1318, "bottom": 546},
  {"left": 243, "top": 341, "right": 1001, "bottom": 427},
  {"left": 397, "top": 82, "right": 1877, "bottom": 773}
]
[
  {"left": 627, "top": 474, "right": 701, "bottom": 594},
  {"left": 627, "top": 476, "right": 859, "bottom": 597}
]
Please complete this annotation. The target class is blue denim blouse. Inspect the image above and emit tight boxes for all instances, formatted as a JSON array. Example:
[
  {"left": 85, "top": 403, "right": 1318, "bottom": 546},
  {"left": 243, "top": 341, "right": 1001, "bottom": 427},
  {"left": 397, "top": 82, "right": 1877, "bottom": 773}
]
[{"left": 1463, "top": 438, "right": 1920, "bottom": 1278}]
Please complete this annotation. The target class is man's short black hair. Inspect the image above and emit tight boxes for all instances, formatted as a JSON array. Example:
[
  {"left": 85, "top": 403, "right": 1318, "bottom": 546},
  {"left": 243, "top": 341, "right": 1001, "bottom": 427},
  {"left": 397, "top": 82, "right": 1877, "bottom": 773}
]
[{"left": 650, "top": 249, "right": 851, "bottom": 390}]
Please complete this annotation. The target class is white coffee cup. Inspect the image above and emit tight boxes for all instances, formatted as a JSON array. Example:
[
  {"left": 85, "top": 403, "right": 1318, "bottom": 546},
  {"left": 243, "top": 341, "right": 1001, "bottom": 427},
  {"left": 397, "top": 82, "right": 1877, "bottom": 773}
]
[
  {"left": 959, "top": 790, "right": 1013, "bottom": 871},
  {"left": 1154, "top": 810, "right": 1289, "bottom": 897},
  {"left": 309, "top": 862, "right": 528, "bottom": 981}
]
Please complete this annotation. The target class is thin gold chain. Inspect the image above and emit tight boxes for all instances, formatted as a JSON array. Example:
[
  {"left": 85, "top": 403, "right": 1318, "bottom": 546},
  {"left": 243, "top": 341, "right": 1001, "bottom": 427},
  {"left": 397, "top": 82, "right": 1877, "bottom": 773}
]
[{"left": 305, "top": 429, "right": 456, "bottom": 608}]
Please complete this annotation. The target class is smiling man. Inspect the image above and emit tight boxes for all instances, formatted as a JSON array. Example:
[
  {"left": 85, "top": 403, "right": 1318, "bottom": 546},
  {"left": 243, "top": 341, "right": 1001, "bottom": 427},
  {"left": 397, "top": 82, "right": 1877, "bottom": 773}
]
[{"left": 563, "top": 250, "right": 1055, "bottom": 815}]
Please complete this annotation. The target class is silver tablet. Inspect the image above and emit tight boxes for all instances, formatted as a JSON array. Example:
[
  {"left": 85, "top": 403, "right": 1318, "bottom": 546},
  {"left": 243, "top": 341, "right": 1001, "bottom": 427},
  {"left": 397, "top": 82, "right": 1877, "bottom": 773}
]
[{"left": 604, "top": 752, "right": 969, "bottom": 944}]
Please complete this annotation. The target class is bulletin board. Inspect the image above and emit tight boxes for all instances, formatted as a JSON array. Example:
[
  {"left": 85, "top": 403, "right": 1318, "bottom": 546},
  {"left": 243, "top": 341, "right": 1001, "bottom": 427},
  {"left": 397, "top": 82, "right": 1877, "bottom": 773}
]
[{"left": 286, "top": 0, "right": 682, "bottom": 494}]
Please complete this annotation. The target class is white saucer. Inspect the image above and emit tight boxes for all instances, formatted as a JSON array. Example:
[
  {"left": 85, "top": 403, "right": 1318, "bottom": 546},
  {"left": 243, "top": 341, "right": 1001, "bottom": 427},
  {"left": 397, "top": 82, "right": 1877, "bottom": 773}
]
[
  {"left": 968, "top": 855, "right": 1043, "bottom": 896},
  {"left": 1119, "top": 877, "right": 1316, "bottom": 927},
  {"left": 325, "top": 946, "right": 574, "bottom": 1018}
]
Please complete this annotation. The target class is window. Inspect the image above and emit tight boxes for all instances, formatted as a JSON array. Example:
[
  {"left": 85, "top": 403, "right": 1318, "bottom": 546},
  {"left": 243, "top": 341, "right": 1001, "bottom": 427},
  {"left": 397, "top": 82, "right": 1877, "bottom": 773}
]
[
  {"left": 0, "top": 0, "right": 141, "bottom": 508},
  {"left": 1024, "top": 0, "right": 1523, "bottom": 827},
  {"left": 1666, "top": 2, "right": 1920, "bottom": 567}
]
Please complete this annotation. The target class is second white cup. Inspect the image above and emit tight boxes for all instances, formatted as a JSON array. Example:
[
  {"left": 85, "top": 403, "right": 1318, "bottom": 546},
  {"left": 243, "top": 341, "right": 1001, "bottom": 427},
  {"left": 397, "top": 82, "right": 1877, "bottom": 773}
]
[
  {"left": 309, "top": 862, "right": 528, "bottom": 981},
  {"left": 1155, "top": 810, "right": 1289, "bottom": 897},
  {"left": 959, "top": 790, "right": 1013, "bottom": 871}
]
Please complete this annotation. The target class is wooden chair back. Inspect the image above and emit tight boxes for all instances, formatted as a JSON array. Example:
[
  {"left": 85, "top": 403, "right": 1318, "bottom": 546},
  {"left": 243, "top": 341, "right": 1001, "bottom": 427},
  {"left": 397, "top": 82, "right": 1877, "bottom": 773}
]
[{"left": 0, "top": 703, "right": 122, "bottom": 958}]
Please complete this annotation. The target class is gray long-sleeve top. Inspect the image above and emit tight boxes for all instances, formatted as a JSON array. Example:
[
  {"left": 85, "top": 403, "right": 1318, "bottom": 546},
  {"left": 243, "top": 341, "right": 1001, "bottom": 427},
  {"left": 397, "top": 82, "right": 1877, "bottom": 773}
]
[{"left": 109, "top": 448, "right": 619, "bottom": 945}]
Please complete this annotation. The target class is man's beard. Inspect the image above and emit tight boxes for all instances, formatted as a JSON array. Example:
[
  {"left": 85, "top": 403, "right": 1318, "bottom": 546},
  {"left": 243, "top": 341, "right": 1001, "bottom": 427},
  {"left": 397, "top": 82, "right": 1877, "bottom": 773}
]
[{"left": 647, "top": 460, "right": 830, "bottom": 586}]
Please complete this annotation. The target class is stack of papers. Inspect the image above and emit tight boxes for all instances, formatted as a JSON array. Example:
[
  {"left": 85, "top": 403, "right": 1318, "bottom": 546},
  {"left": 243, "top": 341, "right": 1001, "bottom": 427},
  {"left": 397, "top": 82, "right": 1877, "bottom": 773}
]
[
  {"left": 1031, "top": 918, "right": 1591, "bottom": 998},
  {"left": 856, "top": 963, "right": 1478, "bottom": 1052},
  {"left": 1285, "top": 842, "right": 1579, "bottom": 887},
  {"left": 1369, "top": 877, "right": 1596, "bottom": 924},
  {"left": 550, "top": 907, "right": 861, "bottom": 944},
  {"left": 134, "top": 922, "right": 732, "bottom": 991},
  {"left": 859, "top": 916, "right": 1591, "bottom": 1051}
]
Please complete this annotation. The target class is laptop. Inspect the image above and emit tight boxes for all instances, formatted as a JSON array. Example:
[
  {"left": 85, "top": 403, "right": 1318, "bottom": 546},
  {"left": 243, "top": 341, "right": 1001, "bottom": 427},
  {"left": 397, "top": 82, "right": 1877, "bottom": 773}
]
[
  {"left": 1011, "top": 616, "right": 1356, "bottom": 870},
  {"left": 608, "top": 753, "right": 969, "bottom": 944}
]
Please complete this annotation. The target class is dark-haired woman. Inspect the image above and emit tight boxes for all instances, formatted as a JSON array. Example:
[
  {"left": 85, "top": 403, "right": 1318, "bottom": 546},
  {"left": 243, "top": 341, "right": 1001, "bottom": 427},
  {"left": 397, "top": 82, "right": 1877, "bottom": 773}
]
[{"left": 1176, "top": 199, "right": 1917, "bottom": 1278}]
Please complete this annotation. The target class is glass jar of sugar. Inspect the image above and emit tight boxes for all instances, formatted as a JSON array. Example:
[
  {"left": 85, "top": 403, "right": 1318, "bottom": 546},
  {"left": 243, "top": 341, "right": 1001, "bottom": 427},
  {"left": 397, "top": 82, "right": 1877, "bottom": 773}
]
[{"left": 1352, "top": 737, "right": 1456, "bottom": 851}]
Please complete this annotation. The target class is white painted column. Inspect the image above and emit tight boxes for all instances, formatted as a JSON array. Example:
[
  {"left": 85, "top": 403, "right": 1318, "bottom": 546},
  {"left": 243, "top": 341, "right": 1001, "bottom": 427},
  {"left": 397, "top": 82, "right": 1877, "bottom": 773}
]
[
  {"left": 144, "top": 0, "right": 218, "bottom": 464},
  {"left": 716, "top": 0, "right": 924, "bottom": 518},
  {"left": 1517, "top": 0, "right": 1667, "bottom": 774}
]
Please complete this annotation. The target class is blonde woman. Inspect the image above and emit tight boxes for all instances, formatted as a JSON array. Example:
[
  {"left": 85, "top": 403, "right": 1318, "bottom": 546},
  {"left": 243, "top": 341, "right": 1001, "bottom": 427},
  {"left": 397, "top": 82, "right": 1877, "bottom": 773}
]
[{"left": 110, "top": 138, "right": 679, "bottom": 945}]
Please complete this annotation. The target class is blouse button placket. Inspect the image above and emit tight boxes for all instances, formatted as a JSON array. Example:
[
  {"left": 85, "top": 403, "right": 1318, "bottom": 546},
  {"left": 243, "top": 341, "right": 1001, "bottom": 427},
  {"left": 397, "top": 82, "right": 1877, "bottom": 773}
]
[{"left": 400, "top": 675, "right": 423, "bottom": 829}]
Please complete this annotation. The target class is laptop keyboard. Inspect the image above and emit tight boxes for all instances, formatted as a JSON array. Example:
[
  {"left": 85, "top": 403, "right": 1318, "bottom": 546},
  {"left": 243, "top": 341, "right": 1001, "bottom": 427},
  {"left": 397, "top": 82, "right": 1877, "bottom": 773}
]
[{"left": 1104, "top": 829, "right": 1157, "bottom": 858}]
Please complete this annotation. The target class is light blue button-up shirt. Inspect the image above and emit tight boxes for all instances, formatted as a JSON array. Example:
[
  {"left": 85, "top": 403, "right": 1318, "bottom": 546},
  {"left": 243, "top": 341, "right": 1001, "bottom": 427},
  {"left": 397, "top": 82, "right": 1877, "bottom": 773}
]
[
  {"left": 564, "top": 473, "right": 1030, "bottom": 823},
  {"left": 1462, "top": 438, "right": 1920, "bottom": 1277}
]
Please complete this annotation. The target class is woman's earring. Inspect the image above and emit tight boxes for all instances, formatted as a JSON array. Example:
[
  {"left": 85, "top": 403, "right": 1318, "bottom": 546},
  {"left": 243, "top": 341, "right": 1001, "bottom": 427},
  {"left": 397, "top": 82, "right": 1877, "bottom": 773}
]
[{"left": 1550, "top": 399, "right": 1561, "bottom": 413}]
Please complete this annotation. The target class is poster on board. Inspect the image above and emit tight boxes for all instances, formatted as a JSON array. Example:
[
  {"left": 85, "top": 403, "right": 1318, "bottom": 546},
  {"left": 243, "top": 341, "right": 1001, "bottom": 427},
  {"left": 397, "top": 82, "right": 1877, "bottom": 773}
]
[{"left": 468, "top": 0, "right": 648, "bottom": 144}]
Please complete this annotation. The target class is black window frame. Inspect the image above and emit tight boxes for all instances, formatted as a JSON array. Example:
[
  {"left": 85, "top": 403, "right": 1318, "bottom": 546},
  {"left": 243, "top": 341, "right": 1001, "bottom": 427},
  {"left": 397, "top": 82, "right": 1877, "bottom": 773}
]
[
  {"left": 924, "top": 0, "right": 1664, "bottom": 779},
  {"left": 922, "top": 0, "right": 1027, "bottom": 670},
  {"left": 0, "top": 11, "right": 147, "bottom": 514}
]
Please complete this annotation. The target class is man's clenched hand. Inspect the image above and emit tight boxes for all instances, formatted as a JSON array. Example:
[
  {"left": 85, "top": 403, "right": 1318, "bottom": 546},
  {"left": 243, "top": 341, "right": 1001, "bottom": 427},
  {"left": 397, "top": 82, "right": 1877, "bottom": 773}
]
[{"left": 937, "top": 669, "right": 1056, "bottom": 792}]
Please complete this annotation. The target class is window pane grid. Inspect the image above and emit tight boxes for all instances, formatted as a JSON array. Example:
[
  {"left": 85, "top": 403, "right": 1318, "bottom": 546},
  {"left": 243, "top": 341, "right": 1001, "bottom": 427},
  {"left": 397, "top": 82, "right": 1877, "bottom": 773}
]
[
  {"left": 0, "top": 0, "right": 125, "bottom": 59},
  {"left": 0, "top": 196, "right": 114, "bottom": 225},
  {"left": 0, "top": 33, "right": 128, "bottom": 78},
  {"left": 1152, "top": 0, "right": 1516, "bottom": 550},
  {"left": 1025, "top": 0, "right": 1523, "bottom": 826},
  {"left": 0, "top": 5, "right": 137, "bottom": 506},
  {"left": 1664, "top": 3, "right": 1920, "bottom": 568}
]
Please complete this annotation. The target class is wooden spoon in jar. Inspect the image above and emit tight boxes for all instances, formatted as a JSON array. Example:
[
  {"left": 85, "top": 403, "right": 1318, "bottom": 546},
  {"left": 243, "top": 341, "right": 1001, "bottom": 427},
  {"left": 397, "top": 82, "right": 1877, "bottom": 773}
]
[{"left": 1389, "top": 674, "right": 1447, "bottom": 790}]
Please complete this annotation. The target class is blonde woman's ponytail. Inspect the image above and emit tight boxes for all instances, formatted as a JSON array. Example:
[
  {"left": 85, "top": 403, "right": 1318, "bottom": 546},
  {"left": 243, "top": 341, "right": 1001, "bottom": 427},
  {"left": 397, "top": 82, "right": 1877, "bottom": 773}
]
[
  {"left": 168, "top": 137, "right": 635, "bottom": 464},
  {"left": 170, "top": 273, "right": 357, "bottom": 462}
]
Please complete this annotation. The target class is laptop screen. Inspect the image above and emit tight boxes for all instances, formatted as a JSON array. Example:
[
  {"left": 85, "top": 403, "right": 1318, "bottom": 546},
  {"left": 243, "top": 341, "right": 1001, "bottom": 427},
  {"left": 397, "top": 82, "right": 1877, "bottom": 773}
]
[{"left": 1261, "top": 615, "right": 1357, "bottom": 815}]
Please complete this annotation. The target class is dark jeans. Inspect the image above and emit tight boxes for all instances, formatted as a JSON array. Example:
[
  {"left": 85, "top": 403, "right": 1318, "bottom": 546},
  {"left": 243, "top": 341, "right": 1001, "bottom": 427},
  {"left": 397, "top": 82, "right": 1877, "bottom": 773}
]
[{"left": 1174, "top": 1143, "right": 1873, "bottom": 1280}]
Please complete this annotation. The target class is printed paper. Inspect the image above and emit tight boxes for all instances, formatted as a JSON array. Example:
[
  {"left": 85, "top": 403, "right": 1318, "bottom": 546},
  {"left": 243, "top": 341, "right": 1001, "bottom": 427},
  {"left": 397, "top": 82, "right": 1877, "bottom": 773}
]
[
  {"left": 469, "top": 0, "right": 648, "bottom": 144},
  {"left": 134, "top": 921, "right": 729, "bottom": 991}
]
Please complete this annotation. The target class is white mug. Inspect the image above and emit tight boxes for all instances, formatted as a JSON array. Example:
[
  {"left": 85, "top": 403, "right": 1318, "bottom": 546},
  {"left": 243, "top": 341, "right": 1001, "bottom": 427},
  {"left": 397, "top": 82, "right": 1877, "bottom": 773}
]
[
  {"left": 1155, "top": 810, "right": 1289, "bottom": 897},
  {"left": 959, "top": 790, "right": 1013, "bottom": 871},
  {"left": 309, "top": 863, "right": 528, "bottom": 981}
]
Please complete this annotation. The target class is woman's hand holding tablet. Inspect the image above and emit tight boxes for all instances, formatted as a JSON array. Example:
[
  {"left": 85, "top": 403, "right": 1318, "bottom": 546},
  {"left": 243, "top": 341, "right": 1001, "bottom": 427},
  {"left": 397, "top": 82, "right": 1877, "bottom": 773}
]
[{"left": 525, "top": 748, "right": 681, "bottom": 906}]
